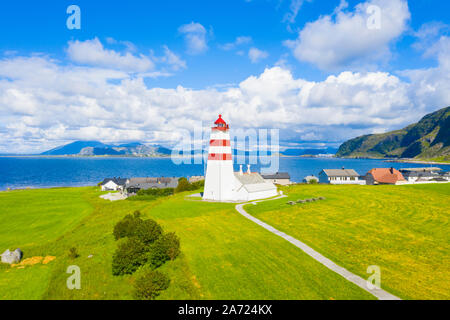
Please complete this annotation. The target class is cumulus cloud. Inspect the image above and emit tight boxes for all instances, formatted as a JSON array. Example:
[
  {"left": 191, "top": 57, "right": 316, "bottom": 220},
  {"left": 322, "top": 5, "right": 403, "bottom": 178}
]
[
  {"left": 178, "top": 22, "right": 208, "bottom": 54},
  {"left": 1, "top": 44, "right": 448, "bottom": 154},
  {"left": 285, "top": 0, "right": 410, "bottom": 70},
  {"left": 248, "top": 47, "right": 269, "bottom": 63},
  {"left": 67, "top": 38, "right": 154, "bottom": 73}
]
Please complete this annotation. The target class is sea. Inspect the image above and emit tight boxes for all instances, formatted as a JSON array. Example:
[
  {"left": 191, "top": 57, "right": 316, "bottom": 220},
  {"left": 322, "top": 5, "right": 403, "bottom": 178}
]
[{"left": 0, "top": 156, "right": 449, "bottom": 191}]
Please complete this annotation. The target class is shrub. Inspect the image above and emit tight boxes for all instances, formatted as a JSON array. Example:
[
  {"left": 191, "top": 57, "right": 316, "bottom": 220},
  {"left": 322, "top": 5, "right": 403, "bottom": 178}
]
[
  {"left": 113, "top": 213, "right": 138, "bottom": 240},
  {"left": 113, "top": 211, "right": 162, "bottom": 245},
  {"left": 133, "top": 270, "right": 170, "bottom": 300},
  {"left": 137, "top": 188, "right": 174, "bottom": 197},
  {"left": 68, "top": 247, "right": 79, "bottom": 259},
  {"left": 147, "top": 232, "right": 180, "bottom": 269},
  {"left": 175, "top": 177, "right": 191, "bottom": 193},
  {"left": 133, "top": 219, "right": 163, "bottom": 245},
  {"left": 309, "top": 179, "right": 318, "bottom": 184},
  {"left": 191, "top": 180, "right": 204, "bottom": 190},
  {"left": 112, "top": 238, "right": 149, "bottom": 276}
]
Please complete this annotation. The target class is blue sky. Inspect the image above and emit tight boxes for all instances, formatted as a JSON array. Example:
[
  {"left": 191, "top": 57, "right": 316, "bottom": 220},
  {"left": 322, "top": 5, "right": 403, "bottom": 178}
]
[{"left": 0, "top": 0, "right": 449, "bottom": 153}]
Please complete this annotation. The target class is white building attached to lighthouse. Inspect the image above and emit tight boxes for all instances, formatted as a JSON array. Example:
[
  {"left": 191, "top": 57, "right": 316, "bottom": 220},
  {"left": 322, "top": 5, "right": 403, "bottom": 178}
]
[{"left": 203, "top": 115, "right": 278, "bottom": 202}]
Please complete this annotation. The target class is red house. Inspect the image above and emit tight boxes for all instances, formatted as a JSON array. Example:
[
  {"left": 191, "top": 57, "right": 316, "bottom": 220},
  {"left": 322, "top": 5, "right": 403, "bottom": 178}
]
[{"left": 365, "top": 168, "right": 406, "bottom": 185}]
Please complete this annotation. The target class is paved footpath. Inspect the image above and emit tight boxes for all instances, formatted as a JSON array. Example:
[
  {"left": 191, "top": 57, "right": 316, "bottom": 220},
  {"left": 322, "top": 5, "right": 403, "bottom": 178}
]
[{"left": 235, "top": 195, "right": 401, "bottom": 300}]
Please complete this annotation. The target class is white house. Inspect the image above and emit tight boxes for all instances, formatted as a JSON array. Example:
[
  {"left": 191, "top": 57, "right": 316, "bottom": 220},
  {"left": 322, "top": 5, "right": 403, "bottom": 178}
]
[
  {"left": 318, "top": 168, "right": 365, "bottom": 185},
  {"left": 100, "top": 177, "right": 128, "bottom": 191}
]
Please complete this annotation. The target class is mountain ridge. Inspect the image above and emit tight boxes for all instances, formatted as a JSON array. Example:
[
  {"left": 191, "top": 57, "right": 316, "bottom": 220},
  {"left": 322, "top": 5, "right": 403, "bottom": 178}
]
[{"left": 336, "top": 106, "right": 450, "bottom": 160}]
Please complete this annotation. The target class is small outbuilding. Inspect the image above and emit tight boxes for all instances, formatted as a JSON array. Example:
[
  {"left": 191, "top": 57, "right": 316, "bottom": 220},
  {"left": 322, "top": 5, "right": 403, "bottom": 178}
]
[
  {"left": 261, "top": 172, "right": 291, "bottom": 185},
  {"left": 303, "top": 175, "right": 318, "bottom": 183}
]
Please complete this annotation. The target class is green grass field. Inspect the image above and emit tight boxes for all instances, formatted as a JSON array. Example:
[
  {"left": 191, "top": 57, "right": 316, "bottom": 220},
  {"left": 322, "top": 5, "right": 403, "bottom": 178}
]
[
  {"left": 0, "top": 186, "right": 375, "bottom": 300},
  {"left": 0, "top": 183, "right": 448, "bottom": 300},
  {"left": 245, "top": 183, "right": 450, "bottom": 300}
]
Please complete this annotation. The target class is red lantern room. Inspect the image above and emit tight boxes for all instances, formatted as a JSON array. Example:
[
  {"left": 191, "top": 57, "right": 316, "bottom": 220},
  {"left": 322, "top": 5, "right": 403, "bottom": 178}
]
[{"left": 213, "top": 114, "right": 229, "bottom": 131}]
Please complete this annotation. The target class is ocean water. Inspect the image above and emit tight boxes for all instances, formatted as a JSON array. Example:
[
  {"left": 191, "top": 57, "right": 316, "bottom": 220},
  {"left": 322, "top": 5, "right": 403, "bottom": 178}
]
[{"left": 0, "top": 156, "right": 449, "bottom": 190}]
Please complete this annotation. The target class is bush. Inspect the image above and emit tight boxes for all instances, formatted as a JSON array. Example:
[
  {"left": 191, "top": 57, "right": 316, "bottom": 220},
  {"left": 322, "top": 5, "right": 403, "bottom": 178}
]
[
  {"left": 113, "top": 211, "right": 141, "bottom": 240},
  {"left": 68, "top": 247, "right": 79, "bottom": 259},
  {"left": 191, "top": 180, "right": 204, "bottom": 190},
  {"left": 112, "top": 237, "right": 149, "bottom": 276},
  {"left": 133, "top": 219, "right": 163, "bottom": 245},
  {"left": 113, "top": 211, "right": 162, "bottom": 245},
  {"left": 147, "top": 232, "right": 180, "bottom": 269},
  {"left": 133, "top": 270, "right": 170, "bottom": 300},
  {"left": 309, "top": 179, "right": 318, "bottom": 184},
  {"left": 137, "top": 188, "right": 174, "bottom": 197},
  {"left": 175, "top": 177, "right": 191, "bottom": 193}
]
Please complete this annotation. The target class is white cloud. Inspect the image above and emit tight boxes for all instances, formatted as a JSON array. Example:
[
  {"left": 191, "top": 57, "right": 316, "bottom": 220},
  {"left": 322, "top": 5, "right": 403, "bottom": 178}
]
[
  {"left": 248, "top": 47, "right": 269, "bottom": 63},
  {"left": 0, "top": 33, "right": 449, "bottom": 153},
  {"left": 283, "top": 0, "right": 310, "bottom": 24},
  {"left": 67, "top": 38, "right": 154, "bottom": 73},
  {"left": 160, "top": 46, "right": 187, "bottom": 71},
  {"left": 178, "top": 22, "right": 208, "bottom": 54},
  {"left": 285, "top": 0, "right": 410, "bottom": 70},
  {"left": 220, "top": 36, "right": 252, "bottom": 50}
]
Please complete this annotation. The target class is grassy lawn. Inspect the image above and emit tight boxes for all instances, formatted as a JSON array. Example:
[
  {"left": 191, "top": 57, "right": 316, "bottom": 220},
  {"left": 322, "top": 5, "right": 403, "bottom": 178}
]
[
  {"left": 245, "top": 183, "right": 450, "bottom": 300},
  {"left": 0, "top": 186, "right": 374, "bottom": 300}
]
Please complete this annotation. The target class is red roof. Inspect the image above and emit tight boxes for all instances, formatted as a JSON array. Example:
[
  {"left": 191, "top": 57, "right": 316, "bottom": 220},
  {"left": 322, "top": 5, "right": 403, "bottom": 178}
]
[
  {"left": 367, "top": 168, "right": 406, "bottom": 184},
  {"left": 214, "top": 114, "right": 227, "bottom": 125}
]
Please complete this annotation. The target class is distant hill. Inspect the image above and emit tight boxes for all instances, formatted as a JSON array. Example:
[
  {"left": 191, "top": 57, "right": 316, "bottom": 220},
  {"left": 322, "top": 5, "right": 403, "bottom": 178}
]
[
  {"left": 41, "top": 141, "right": 172, "bottom": 156},
  {"left": 336, "top": 106, "right": 450, "bottom": 160},
  {"left": 281, "top": 147, "right": 338, "bottom": 156}
]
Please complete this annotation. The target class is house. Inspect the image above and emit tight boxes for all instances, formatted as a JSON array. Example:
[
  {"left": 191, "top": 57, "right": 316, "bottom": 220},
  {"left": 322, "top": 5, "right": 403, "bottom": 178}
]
[
  {"left": 125, "top": 177, "right": 179, "bottom": 194},
  {"left": 401, "top": 171, "right": 440, "bottom": 183},
  {"left": 318, "top": 168, "right": 365, "bottom": 184},
  {"left": 233, "top": 165, "right": 278, "bottom": 201},
  {"left": 365, "top": 168, "right": 406, "bottom": 185},
  {"left": 100, "top": 177, "right": 128, "bottom": 191},
  {"left": 261, "top": 172, "right": 291, "bottom": 185},
  {"left": 303, "top": 175, "right": 318, "bottom": 183}
]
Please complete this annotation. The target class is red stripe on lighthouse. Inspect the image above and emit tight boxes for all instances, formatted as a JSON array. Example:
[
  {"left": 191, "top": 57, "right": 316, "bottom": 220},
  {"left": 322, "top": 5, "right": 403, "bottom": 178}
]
[
  {"left": 209, "top": 139, "right": 231, "bottom": 146},
  {"left": 208, "top": 153, "right": 232, "bottom": 160}
]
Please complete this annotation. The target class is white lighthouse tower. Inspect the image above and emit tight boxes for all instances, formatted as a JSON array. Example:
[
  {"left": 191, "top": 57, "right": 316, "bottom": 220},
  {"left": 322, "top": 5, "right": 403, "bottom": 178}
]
[{"left": 203, "top": 115, "right": 236, "bottom": 201}]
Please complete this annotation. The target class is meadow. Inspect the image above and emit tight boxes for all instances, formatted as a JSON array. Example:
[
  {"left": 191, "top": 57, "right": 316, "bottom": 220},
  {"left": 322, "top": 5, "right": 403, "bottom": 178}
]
[
  {"left": 0, "top": 186, "right": 373, "bottom": 300},
  {"left": 245, "top": 183, "right": 450, "bottom": 300},
  {"left": 0, "top": 183, "right": 448, "bottom": 300}
]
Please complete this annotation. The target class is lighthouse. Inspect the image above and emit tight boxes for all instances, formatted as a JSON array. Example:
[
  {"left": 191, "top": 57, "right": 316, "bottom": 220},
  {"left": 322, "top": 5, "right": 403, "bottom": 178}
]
[
  {"left": 203, "top": 115, "right": 236, "bottom": 201},
  {"left": 203, "top": 115, "right": 278, "bottom": 202}
]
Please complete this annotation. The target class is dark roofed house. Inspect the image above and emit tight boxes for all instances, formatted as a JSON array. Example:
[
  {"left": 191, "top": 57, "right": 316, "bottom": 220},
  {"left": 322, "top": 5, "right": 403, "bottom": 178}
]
[
  {"left": 100, "top": 177, "right": 128, "bottom": 191},
  {"left": 319, "top": 168, "right": 365, "bottom": 185},
  {"left": 261, "top": 172, "right": 291, "bottom": 185},
  {"left": 125, "top": 177, "right": 179, "bottom": 195}
]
